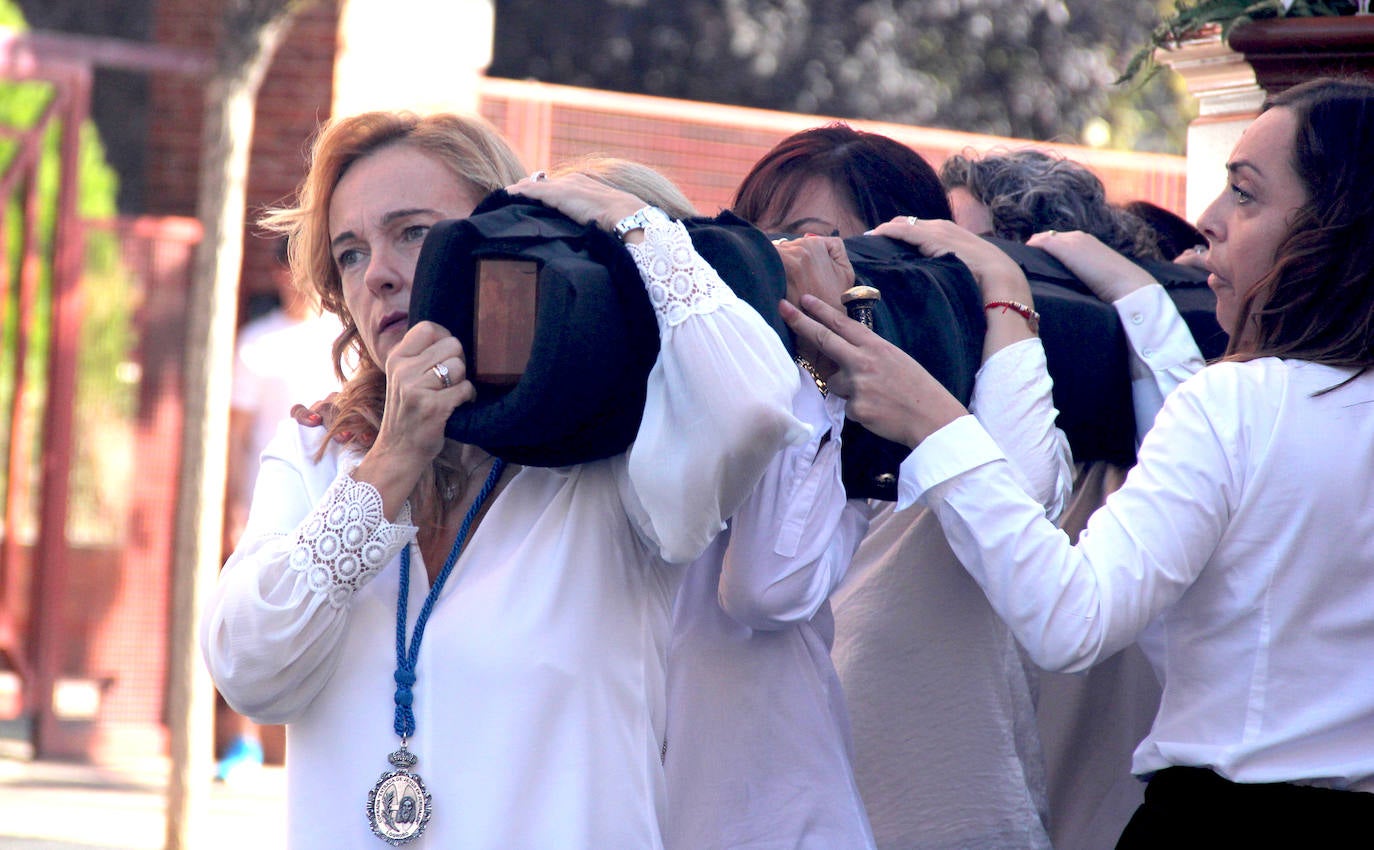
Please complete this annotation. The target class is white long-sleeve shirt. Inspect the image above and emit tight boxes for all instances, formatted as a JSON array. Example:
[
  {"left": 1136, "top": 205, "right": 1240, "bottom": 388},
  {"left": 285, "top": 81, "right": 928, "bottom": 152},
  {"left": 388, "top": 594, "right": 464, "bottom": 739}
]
[
  {"left": 665, "top": 376, "right": 875, "bottom": 850},
  {"left": 905, "top": 358, "right": 1374, "bottom": 790},
  {"left": 201, "top": 215, "right": 807, "bottom": 850},
  {"left": 1113, "top": 283, "right": 1206, "bottom": 442}
]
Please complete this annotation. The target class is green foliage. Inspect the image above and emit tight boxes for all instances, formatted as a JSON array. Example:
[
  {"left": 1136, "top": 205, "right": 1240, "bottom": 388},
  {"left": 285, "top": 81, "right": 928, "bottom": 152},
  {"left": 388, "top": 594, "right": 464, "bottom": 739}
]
[
  {"left": 492, "top": 0, "right": 1196, "bottom": 154},
  {"left": 0, "top": 0, "right": 132, "bottom": 544},
  {"left": 1122, "top": 0, "right": 1363, "bottom": 82}
]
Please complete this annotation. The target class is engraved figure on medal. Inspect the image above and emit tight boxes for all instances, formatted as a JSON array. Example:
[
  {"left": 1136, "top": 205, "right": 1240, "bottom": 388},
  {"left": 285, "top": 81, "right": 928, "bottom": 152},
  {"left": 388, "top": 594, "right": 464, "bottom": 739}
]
[{"left": 367, "top": 747, "right": 432, "bottom": 845}]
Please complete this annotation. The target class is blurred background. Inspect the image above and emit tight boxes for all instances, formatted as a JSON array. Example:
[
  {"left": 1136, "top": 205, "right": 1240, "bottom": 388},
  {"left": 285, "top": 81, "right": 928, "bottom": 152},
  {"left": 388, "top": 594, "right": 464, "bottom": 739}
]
[{"left": 6, "top": 0, "right": 1352, "bottom": 845}]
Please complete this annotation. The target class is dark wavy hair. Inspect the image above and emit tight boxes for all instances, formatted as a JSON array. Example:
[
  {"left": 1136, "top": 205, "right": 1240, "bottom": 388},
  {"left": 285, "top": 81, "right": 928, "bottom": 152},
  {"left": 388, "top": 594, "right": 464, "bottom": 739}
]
[
  {"left": 1229, "top": 77, "right": 1374, "bottom": 372},
  {"left": 941, "top": 148, "right": 1161, "bottom": 261},
  {"left": 731, "top": 123, "right": 951, "bottom": 233},
  {"left": 1124, "top": 200, "right": 1206, "bottom": 260}
]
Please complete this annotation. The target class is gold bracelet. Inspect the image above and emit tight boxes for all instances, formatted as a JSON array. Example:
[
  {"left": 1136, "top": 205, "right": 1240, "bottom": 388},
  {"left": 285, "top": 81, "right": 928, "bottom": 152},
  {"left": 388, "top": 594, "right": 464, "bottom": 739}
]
[{"left": 795, "top": 356, "right": 828, "bottom": 397}]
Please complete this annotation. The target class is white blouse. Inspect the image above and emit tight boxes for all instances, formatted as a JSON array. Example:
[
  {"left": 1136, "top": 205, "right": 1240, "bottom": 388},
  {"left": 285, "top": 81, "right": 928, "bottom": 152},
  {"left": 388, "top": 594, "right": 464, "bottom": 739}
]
[
  {"left": 201, "top": 215, "right": 807, "bottom": 849},
  {"left": 665, "top": 375, "right": 875, "bottom": 850},
  {"left": 904, "top": 358, "right": 1374, "bottom": 790}
]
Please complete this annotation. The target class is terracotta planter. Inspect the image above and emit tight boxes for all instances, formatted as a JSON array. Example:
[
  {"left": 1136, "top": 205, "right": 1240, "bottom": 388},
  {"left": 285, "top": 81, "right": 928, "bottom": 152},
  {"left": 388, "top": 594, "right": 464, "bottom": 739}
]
[{"left": 1229, "top": 16, "right": 1374, "bottom": 95}]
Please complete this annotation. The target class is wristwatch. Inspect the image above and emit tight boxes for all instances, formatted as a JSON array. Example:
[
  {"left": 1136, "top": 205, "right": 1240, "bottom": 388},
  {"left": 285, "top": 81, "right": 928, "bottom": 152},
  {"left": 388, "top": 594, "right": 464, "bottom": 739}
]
[{"left": 612, "top": 205, "right": 669, "bottom": 241}]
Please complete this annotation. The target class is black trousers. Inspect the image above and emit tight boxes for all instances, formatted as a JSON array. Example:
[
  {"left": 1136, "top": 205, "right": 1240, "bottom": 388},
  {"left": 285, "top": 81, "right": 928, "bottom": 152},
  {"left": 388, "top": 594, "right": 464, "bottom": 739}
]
[{"left": 1117, "top": 766, "right": 1374, "bottom": 848}]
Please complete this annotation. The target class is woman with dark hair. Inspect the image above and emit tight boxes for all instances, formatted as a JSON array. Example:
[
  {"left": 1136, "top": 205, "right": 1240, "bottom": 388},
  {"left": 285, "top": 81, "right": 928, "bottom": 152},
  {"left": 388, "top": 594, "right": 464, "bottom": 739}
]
[
  {"left": 733, "top": 126, "right": 1072, "bottom": 850},
  {"left": 783, "top": 76, "right": 1374, "bottom": 847},
  {"left": 732, "top": 123, "right": 952, "bottom": 237},
  {"left": 1124, "top": 199, "right": 1208, "bottom": 266}
]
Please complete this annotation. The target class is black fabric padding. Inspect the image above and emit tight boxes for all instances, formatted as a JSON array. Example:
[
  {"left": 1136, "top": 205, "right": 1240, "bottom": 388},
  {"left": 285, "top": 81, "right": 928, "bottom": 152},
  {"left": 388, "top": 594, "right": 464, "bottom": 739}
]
[
  {"left": 837, "top": 236, "right": 984, "bottom": 500},
  {"left": 409, "top": 195, "right": 789, "bottom": 467},
  {"left": 409, "top": 198, "right": 1225, "bottom": 498},
  {"left": 835, "top": 237, "right": 1224, "bottom": 495}
]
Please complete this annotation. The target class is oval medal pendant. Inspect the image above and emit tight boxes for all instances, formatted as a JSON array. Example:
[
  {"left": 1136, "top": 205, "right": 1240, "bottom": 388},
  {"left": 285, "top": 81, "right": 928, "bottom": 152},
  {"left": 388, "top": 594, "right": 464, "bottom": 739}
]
[{"left": 367, "top": 748, "right": 432, "bottom": 845}]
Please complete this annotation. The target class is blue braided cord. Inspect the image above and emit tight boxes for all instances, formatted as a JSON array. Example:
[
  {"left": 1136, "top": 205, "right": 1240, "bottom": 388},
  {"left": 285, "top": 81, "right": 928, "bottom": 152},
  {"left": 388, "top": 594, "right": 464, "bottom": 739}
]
[{"left": 394, "top": 458, "right": 507, "bottom": 739}]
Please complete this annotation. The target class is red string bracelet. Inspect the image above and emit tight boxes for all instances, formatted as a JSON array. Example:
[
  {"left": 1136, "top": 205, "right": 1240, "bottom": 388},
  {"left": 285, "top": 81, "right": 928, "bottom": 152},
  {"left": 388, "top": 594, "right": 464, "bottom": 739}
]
[{"left": 984, "top": 300, "right": 1040, "bottom": 334}]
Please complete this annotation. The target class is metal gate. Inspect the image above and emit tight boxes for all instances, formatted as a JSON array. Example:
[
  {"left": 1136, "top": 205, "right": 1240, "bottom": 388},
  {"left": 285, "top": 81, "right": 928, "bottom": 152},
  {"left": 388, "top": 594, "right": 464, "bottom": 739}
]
[{"left": 1, "top": 29, "right": 205, "bottom": 762}]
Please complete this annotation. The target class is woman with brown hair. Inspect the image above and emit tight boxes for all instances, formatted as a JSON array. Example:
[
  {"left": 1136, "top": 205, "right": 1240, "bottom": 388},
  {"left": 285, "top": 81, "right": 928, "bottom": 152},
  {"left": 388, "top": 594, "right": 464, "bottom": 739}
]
[
  {"left": 783, "top": 77, "right": 1374, "bottom": 847},
  {"left": 732, "top": 124, "right": 1071, "bottom": 850}
]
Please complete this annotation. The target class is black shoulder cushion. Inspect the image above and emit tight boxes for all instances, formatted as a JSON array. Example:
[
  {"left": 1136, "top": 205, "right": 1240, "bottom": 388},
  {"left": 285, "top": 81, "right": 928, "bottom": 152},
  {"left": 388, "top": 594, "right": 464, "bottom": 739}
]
[
  {"left": 410, "top": 197, "right": 1225, "bottom": 494},
  {"left": 991, "top": 238, "right": 1226, "bottom": 467},
  {"left": 837, "top": 237, "right": 1226, "bottom": 496},
  {"left": 836, "top": 236, "right": 984, "bottom": 499},
  {"left": 408, "top": 193, "right": 789, "bottom": 467}
]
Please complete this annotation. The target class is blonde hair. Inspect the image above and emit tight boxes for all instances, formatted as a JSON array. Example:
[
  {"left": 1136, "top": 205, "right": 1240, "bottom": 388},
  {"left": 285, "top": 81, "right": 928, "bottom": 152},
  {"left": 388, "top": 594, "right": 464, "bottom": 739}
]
[
  {"left": 550, "top": 154, "right": 698, "bottom": 219},
  {"left": 260, "top": 112, "right": 526, "bottom": 520}
]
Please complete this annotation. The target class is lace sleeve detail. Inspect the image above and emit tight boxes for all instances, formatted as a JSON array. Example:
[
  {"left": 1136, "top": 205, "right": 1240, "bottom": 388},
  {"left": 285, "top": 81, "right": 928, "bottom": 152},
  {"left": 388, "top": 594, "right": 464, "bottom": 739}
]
[
  {"left": 286, "top": 473, "right": 415, "bottom": 609},
  {"left": 626, "top": 215, "right": 740, "bottom": 329}
]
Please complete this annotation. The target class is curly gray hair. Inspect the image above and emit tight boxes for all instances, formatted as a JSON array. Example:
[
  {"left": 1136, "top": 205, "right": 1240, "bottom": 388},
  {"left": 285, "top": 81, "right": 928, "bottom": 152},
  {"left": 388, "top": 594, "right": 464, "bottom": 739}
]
[{"left": 940, "top": 148, "right": 1161, "bottom": 261}]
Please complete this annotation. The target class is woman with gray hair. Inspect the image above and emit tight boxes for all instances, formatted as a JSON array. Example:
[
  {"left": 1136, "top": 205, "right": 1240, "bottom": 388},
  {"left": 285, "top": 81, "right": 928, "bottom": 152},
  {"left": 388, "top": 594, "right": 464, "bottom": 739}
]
[
  {"left": 941, "top": 146, "right": 1207, "bottom": 848},
  {"left": 942, "top": 147, "right": 1161, "bottom": 261}
]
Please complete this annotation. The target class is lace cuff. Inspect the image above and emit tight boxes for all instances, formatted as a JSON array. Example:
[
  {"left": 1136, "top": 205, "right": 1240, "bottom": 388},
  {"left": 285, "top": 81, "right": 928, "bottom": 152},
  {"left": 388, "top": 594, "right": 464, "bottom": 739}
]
[
  {"left": 287, "top": 473, "right": 415, "bottom": 609},
  {"left": 626, "top": 216, "right": 739, "bottom": 329}
]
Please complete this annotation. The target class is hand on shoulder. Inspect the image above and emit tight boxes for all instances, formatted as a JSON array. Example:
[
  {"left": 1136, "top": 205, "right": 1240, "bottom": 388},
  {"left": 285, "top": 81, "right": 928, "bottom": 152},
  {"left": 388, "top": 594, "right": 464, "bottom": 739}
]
[{"left": 1027, "top": 229, "right": 1157, "bottom": 304}]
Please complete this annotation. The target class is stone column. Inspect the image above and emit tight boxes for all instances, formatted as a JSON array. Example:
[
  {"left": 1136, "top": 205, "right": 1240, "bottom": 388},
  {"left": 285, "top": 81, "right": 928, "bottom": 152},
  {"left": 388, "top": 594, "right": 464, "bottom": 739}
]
[
  {"left": 1156, "top": 33, "right": 1264, "bottom": 224},
  {"left": 332, "top": 0, "right": 494, "bottom": 115}
]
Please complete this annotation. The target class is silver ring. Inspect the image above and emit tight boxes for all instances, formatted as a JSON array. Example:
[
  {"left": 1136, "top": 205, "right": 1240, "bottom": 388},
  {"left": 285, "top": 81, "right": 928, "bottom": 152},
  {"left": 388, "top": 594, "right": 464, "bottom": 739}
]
[
  {"left": 905, "top": 215, "right": 918, "bottom": 226},
  {"left": 530, "top": 170, "right": 547, "bottom": 182},
  {"left": 430, "top": 362, "right": 452, "bottom": 388},
  {"left": 1192, "top": 244, "right": 1208, "bottom": 254}
]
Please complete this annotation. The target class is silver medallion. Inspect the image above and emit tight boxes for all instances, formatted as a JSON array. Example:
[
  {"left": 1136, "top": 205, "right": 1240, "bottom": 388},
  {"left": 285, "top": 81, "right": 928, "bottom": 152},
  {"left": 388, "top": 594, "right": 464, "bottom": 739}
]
[{"left": 366, "top": 748, "right": 432, "bottom": 845}]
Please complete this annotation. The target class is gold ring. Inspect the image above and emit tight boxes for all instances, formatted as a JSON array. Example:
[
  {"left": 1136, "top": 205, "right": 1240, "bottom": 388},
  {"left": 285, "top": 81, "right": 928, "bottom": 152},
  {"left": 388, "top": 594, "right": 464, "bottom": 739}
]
[{"left": 430, "top": 362, "right": 452, "bottom": 388}]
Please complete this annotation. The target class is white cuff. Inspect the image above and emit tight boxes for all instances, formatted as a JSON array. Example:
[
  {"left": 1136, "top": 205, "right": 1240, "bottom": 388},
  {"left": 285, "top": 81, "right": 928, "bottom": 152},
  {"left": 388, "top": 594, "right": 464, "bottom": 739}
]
[{"left": 896, "top": 414, "right": 1005, "bottom": 510}]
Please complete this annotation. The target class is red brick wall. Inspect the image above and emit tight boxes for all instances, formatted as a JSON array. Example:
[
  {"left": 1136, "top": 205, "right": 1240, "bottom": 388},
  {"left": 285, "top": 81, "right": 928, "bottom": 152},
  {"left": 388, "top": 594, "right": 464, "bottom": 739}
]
[
  {"left": 479, "top": 78, "right": 1187, "bottom": 222},
  {"left": 147, "top": 1, "right": 339, "bottom": 313}
]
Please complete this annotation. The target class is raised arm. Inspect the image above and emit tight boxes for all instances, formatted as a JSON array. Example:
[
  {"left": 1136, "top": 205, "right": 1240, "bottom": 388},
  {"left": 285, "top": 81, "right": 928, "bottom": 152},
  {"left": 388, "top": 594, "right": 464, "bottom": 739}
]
[
  {"left": 509, "top": 173, "right": 808, "bottom": 562},
  {"left": 1029, "top": 230, "right": 1204, "bottom": 441},
  {"left": 780, "top": 293, "right": 1235, "bottom": 672},
  {"left": 716, "top": 379, "right": 869, "bottom": 630},
  {"left": 866, "top": 217, "right": 1073, "bottom": 516}
]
